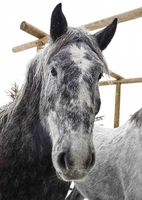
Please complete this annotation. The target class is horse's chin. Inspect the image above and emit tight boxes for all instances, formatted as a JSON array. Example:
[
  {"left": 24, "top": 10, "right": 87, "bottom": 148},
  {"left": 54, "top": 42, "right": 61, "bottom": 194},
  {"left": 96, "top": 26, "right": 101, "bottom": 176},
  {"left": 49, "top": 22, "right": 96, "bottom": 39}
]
[{"left": 56, "top": 171, "right": 87, "bottom": 182}]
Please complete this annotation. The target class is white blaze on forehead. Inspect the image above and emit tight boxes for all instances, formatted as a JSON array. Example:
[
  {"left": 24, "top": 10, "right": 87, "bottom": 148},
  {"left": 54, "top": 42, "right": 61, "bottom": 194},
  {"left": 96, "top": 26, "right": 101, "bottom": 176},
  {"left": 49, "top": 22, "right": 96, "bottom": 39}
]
[
  {"left": 70, "top": 45, "right": 91, "bottom": 72},
  {"left": 78, "top": 77, "right": 91, "bottom": 107},
  {"left": 70, "top": 44, "right": 92, "bottom": 107}
]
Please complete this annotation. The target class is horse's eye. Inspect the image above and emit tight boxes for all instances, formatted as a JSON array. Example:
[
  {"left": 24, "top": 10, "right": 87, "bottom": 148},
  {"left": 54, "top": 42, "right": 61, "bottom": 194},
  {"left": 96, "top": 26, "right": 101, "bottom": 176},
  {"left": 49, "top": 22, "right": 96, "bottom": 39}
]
[
  {"left": 98, "top": 73, "right": 103, "bottom": 80},
  {"left": 51, "top": 67, "right": 57, "bottom": 76}
]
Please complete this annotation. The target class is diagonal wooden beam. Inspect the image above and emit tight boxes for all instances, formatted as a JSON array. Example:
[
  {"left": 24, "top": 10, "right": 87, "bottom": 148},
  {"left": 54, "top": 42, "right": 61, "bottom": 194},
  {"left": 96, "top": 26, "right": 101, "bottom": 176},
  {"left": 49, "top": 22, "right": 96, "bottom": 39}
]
[
  {"left": 20, "top": 21, "right": 47, "bottom": 39},
  {"left": 12, "top": 7, "right": 142, "bottom": 52},
  {"left": 109, "top": 71, "right": 124, "bottom": 80},
  {"left": 12, "top": 36, "right": 48, "bottom": 53},
  {"left": 83, "top": 7, "right": 142, "bottom": 31}
]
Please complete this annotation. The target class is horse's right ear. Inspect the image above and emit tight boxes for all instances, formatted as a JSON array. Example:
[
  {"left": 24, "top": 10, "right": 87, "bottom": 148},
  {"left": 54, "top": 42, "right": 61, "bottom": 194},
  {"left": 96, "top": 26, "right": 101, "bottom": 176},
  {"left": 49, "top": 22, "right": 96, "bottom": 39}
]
[{"left": 50, "top": 3, "right": 68, "bottom": 42}]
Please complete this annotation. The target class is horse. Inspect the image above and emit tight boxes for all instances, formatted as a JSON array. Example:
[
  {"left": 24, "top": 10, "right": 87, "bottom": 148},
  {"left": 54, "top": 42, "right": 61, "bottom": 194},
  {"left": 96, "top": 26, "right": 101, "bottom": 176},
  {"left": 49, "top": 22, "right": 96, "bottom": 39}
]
[
  {"left": 67, "top": 108, "right": 142, "bottom": 200},
  {"left": 0, "top": 3, "right": 117, "bottom": 199}
]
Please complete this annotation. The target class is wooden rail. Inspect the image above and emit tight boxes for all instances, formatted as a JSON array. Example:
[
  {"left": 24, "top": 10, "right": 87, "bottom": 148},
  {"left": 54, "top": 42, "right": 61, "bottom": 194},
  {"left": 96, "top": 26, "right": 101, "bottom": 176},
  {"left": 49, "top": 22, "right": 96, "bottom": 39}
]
[
  {"left": 84, "top": 7, "right": 142, "bottom": 31},
  {"left": 99, "top": 77, "right": 142, "bottom": 86},
  {"left": 99, "top": 76, "right": 142, "bottom": 127},
  {"left": 12, "top": 7, "right": 142, "bottom": 52},
  {"left": 12, "top": 36, "right": 48, "bottom": 52}
]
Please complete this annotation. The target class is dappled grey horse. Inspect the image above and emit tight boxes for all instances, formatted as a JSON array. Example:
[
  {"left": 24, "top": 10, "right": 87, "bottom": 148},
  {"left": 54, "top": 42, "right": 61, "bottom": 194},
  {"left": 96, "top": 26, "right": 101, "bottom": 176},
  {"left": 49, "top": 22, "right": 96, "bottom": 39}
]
[
  {"left": 0, "top": 3, "right": 117, "bottom": 199},
  {"left": 67, "top": 108, "right": 142, "bottom": 200}
]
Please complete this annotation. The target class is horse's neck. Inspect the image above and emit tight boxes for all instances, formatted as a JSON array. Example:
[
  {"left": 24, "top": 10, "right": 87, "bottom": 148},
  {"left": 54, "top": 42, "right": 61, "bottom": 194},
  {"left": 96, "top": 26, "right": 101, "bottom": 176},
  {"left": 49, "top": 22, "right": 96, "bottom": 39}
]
[{"left": 0, "top": 64, "right": 50, "bottom": 163}]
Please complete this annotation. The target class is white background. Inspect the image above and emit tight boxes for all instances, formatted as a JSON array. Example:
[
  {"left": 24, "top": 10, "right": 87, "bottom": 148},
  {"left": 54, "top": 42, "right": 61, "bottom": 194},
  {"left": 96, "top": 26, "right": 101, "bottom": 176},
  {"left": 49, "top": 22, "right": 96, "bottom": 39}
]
[{"left": 0, "top": 0, "right": 142, "bottom": 127}]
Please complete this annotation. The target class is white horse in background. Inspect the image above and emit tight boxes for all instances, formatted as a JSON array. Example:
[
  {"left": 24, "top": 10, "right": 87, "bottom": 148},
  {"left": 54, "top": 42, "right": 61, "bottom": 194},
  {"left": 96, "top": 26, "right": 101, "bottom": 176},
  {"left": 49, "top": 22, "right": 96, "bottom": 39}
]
[{"left": 67, "top": 108, "right": 142, "bottom": 200}]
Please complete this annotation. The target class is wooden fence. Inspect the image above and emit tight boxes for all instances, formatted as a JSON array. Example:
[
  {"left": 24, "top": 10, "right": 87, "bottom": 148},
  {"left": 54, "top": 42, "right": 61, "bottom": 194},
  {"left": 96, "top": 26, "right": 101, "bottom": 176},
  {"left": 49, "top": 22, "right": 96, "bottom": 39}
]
[{"left": 12, "top": 6, "right": 142, "bottom": 127}]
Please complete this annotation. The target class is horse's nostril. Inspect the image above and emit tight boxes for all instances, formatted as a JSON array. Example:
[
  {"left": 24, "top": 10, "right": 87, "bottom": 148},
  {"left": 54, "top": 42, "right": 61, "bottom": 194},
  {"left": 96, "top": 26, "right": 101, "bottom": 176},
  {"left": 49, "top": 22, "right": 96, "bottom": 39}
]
[
  {"left": 85, "top": 152, "right": 95, "bottom": 169},
  {"left": 58, "top": 152, "right": 69, "bottom": 171},
  {"left": 90, "top": 152, "right": 95, "bottom": 167}
]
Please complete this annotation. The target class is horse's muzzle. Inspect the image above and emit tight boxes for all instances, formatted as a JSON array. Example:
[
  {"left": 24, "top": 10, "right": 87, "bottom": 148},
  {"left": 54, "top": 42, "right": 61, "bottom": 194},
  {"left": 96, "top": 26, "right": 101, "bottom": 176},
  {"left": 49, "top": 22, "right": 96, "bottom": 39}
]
[{"left": 54, "top": 148, "right": 95, "bottom": 181}]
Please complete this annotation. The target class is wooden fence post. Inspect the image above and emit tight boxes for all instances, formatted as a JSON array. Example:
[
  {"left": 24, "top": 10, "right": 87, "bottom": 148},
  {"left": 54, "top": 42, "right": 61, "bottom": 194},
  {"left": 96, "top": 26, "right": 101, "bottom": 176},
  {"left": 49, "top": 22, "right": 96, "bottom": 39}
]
[{"left": 114, "top": 83, "right": 121, "bottom": 128}]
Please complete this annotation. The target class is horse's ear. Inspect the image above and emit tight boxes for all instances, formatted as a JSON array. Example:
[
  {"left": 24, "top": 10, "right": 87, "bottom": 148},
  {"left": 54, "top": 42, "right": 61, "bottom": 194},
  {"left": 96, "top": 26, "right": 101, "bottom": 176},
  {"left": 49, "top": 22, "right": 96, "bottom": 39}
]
[
  {"left": 50, "top": 3, "right": 68, "bottom": 42},
  {"left": 94, "top": 18, "right": 118, "bottom": 51}
]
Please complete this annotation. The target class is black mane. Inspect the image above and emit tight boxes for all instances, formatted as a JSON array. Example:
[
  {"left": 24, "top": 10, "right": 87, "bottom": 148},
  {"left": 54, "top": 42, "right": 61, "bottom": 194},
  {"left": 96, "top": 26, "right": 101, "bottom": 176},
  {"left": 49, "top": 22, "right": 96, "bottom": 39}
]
[{"left": 0, "top": 56, "right": 70, "bottom": 200}]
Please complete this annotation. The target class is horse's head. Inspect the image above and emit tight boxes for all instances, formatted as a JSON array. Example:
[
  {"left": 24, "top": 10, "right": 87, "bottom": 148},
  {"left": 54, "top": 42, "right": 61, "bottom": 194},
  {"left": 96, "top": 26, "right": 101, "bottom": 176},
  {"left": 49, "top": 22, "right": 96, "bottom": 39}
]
[{"left": 40, "top": 3, "right": 117, "bottom": 181}]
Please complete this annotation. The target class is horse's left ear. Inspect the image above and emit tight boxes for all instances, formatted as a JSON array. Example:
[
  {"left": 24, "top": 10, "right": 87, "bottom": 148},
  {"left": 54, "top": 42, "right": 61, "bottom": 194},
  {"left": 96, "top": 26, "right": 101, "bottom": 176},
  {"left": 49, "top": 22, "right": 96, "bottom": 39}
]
[
  {"left": 94, "top": 18, "right": 118, "bottom": 51},
  {"left": 50, "top": 3, "right": 68, "bottom": 42}
]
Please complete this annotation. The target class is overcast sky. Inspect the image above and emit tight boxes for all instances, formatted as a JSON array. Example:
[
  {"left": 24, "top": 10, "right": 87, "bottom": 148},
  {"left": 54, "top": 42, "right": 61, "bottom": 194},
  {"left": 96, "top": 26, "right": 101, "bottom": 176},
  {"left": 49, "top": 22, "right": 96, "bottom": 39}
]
[{"left": 0, "top": 0, "right": 142, "bottom": 127}]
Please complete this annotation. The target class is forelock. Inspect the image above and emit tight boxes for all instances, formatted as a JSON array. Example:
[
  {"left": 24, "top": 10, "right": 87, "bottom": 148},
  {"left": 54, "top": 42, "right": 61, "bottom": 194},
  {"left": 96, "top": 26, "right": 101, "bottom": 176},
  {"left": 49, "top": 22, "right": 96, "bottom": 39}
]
[{"left": 41, "top": 27, "right": 109, "bottom": 74}]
